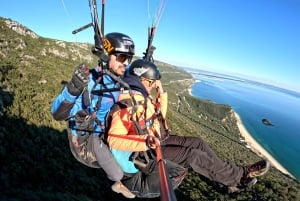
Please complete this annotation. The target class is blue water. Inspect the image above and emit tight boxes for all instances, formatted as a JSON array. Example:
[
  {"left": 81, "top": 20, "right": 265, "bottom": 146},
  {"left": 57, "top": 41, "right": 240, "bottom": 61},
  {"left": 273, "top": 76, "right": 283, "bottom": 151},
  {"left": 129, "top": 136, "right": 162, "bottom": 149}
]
[{"left": 190, "top": 74, "right": 300, "bottom": 180}]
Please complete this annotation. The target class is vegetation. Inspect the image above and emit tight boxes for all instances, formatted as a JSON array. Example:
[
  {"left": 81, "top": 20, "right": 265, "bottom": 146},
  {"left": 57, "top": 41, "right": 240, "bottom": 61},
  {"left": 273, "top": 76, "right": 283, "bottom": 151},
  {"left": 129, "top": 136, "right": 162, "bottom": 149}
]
[{"left": 1, "top": 17, "right": 299, "bottom": 201}]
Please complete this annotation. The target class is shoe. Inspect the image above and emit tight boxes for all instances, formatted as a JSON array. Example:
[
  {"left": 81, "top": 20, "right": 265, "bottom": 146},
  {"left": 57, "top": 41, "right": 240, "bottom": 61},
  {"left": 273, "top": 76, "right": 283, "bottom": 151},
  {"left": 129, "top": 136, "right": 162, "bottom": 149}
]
[
  {"left": 243, "top": 160, "right": 270, "bottom": 178},
  {"left": 228, "top": 160, "right": 270, "bottom": 193},
  {"left": 228, "top": 177, "right": 257, "bottom": 193},
  {"left": 111, "top": 181, "right": 136, "bottom": 199}
]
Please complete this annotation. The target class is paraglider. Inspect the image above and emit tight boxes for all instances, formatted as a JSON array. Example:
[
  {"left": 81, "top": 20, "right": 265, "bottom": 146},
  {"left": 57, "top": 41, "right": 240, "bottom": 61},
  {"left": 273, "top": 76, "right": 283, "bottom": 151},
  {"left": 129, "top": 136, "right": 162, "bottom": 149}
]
[{"left": 71, "top": 0, "right": 177, "bottom": 200}]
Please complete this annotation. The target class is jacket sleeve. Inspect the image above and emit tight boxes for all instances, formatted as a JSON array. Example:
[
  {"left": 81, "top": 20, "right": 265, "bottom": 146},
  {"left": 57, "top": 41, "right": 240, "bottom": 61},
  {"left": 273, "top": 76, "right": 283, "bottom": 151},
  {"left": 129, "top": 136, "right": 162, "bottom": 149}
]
[
  {"left": 107, "top": 106, "right": 149, "bottom": 152},
  {"left": 51, "top": 87, "right": 77, "bottom": 121}
]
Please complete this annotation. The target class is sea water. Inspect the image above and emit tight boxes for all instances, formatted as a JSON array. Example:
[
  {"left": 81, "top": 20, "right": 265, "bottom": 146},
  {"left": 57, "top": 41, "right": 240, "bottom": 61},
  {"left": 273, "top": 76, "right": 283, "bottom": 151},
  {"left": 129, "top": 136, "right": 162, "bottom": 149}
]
[{"left": 190, "top": 72, "right": 300, "bottom": 180}]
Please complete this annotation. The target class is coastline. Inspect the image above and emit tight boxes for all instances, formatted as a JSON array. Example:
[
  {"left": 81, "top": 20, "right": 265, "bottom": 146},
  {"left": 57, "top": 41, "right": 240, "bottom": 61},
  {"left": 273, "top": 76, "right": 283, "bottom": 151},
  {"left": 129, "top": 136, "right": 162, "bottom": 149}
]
[{"left": 233, "top": 111, "right": 295, "bottom": 179}]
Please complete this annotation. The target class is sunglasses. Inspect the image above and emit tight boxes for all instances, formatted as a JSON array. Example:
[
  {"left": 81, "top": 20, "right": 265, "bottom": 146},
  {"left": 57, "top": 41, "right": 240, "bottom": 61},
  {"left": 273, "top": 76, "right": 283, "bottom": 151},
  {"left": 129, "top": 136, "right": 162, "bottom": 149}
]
[
  {"left": 114, "top": 53, "right": 133, "bottom": 64},
  {"left": 142, "top": 78, "right": 156, "bottom": 86}
]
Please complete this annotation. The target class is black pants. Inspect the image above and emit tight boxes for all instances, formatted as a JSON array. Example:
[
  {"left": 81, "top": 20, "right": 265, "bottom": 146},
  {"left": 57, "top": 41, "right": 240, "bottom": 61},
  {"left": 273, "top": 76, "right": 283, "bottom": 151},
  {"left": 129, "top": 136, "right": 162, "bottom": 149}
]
[
  {"left": 122, "top": 158, "right": 187, "bottom": 198},
  {"left": 161, "top": 135, "right": 244, "bottom": 186}
]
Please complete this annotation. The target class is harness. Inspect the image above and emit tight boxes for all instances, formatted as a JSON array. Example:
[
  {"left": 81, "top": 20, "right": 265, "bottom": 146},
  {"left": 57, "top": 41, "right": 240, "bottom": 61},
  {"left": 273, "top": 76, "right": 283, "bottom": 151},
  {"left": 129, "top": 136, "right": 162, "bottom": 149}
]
[
  {"left": 106, "top": 95, "right": 163, "bottom": 170},
  {"left": 62, "top": 66, "right": 130, "bottom": 168},
  {"left": 68, "top": 67, "right": 124, "bottom": 137}
]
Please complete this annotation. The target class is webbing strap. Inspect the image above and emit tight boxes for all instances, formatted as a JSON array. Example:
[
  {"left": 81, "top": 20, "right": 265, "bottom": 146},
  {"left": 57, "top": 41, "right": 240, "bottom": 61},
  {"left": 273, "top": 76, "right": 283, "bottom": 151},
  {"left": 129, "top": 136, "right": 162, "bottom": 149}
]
[{"left": 108, "top": 133, "right": 145, "bottom": 141}]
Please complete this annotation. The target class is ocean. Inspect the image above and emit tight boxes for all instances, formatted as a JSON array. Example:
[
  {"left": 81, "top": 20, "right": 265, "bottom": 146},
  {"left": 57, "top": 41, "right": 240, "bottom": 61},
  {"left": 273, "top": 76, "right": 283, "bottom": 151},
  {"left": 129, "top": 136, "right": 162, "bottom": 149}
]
[{"left": 188, "top": 69, "right": 300, "bottom": 180}]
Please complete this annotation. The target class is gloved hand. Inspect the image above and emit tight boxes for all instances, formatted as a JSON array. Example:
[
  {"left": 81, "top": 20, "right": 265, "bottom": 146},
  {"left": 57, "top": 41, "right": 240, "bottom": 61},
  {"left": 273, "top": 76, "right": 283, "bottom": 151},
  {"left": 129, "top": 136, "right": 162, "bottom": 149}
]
[{"left": 66, "top": 64, "right": 90, "bottom": 96}]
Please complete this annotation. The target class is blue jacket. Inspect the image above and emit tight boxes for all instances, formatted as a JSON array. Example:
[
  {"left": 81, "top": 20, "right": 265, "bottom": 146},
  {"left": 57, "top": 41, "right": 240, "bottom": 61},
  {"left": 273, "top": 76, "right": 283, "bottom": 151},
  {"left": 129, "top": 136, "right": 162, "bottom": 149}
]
[{"left": 51, "top": 67, "right": 120, "bottom": 136}]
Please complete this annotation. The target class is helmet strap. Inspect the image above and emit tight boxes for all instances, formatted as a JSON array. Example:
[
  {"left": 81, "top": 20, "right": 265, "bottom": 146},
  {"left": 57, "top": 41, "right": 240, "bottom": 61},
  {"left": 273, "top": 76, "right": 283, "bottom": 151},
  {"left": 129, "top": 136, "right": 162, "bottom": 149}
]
[{"left": 98, "top": 58, "right": 109, "bottom": 70}]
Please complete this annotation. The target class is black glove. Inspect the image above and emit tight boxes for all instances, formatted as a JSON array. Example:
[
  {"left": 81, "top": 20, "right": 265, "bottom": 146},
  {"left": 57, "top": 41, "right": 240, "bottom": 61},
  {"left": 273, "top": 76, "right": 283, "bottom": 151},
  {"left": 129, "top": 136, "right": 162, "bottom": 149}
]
[{"left": 66, "top": 64, "right": 90, "bottom": 96}]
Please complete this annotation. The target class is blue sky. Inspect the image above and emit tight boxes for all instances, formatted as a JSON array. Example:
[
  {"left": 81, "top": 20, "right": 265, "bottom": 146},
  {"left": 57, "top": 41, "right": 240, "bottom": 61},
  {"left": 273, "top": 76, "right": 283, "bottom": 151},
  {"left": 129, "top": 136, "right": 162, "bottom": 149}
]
[{"left": 1, "top": 0, "right": 300, "bottom": 92}]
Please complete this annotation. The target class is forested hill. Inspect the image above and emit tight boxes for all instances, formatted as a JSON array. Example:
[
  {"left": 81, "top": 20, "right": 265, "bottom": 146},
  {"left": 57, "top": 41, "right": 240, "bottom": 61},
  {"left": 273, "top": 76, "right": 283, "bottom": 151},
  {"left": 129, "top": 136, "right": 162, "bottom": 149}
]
[{"left": 1, "top": 17, "right": 299, "bottom": 201}]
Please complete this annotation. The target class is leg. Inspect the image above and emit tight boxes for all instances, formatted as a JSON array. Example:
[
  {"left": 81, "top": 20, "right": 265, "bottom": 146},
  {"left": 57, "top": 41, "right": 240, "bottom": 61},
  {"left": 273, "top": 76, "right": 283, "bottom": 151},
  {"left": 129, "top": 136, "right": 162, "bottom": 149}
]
[
  {"left": 92, "top": 136, "right": 135, "bottom": 199},
  {"left": 161, "top": 135, "right": 244, "bottom": 186},
  {"left": 92, "top": 136, "right": 123, "bottom": 181}
]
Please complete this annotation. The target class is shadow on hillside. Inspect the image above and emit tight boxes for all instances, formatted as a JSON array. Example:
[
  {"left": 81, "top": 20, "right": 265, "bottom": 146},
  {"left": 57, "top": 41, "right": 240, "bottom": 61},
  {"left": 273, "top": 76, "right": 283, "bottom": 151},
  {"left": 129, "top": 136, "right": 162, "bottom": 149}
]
[
  {"left": 0, "top": 86, "right": 13, "bottom": 117},
  {"left": 0, "top": 115, "right": 230, "bottom": 201},
  {"left": 0, "top": 117, "right": 207, "bottom": 201},
  {"left": 0, "top": 88, "right": 119, "bottom": 200},
  {"left": 0, "top": 88, "right": 204, "bottom": 201}
]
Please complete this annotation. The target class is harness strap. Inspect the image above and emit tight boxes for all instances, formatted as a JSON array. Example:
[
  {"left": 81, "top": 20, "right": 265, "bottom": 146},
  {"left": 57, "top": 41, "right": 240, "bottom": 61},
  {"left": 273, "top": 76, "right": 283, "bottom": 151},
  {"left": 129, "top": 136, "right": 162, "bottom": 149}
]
[
  {"left": 70, "top": 67, "right": 124, "bottom": 135},
  {"left": 108, "top": 133, "right": 146, "bottom": 142},
  {"left": 131, "top": 151, "right": 150, "bottom": 168}
]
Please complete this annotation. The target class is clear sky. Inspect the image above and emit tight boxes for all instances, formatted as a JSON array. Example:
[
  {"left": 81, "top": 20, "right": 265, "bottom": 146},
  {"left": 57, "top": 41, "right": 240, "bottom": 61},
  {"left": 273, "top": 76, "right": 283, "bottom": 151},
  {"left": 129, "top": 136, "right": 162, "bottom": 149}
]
[{"left": 1, "top": 0, "right": 300, "bottom": 92}]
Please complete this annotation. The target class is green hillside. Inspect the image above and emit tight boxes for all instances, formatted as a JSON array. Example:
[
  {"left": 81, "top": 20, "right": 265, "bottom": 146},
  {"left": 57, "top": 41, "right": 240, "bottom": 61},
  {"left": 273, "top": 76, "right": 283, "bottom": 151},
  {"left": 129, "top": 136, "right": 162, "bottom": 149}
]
[{"left": 1, "top": 17, "right": 299, "bottom": 201}]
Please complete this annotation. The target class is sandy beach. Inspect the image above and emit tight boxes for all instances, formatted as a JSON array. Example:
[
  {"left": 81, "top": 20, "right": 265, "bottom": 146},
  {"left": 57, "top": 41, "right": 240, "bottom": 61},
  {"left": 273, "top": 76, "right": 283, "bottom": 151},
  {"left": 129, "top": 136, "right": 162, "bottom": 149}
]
[{"left": 234, "top": 111, "right": 294, "bottom": 178}]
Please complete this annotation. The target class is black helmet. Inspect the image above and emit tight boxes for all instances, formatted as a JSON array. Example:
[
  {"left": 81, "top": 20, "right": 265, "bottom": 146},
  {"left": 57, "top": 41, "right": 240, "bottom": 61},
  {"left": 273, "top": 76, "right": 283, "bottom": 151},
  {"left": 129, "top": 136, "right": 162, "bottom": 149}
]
[
  {"left": 103, "top": 32, "right": 135, "bottom": 55},
  {"left": 128, "top": 59, "right": 161, "bottom": 80}
]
